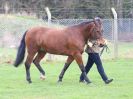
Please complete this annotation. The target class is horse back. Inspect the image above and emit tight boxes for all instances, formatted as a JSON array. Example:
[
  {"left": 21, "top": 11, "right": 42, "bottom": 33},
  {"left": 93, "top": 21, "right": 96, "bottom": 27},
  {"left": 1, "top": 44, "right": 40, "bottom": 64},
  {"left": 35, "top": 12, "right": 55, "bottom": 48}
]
[{"left": 25, "top": 26, "right": 85, "bottom": 55}]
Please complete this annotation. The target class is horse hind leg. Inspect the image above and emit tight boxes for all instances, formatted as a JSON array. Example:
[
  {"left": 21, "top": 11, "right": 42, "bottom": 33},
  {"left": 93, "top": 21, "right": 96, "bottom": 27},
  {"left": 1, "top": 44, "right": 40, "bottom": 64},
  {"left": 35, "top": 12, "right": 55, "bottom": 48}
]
[
  {"left": 33, "top": 51, "right": 46, "bottom": 80},
  {"left": 25, "top": 51, "right": 36, "bottom": 83},
  {"left": 58, "top": 56, "right": 74, "bottom": 82}
]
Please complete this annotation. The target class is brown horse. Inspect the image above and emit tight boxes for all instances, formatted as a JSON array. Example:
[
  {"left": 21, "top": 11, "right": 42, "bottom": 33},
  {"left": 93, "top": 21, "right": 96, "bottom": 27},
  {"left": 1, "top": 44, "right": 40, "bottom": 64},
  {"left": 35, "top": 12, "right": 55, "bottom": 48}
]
[{"left": 14, "top": 17, "right": 103, "bottom": 84}]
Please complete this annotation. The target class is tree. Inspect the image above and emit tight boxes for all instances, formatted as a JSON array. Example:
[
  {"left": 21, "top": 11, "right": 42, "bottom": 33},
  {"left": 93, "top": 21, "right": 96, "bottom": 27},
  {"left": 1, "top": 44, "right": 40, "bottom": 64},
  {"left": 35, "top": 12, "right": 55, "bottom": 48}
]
[{"left": 0, "top": 0, "right": 133, "bottom": 19}]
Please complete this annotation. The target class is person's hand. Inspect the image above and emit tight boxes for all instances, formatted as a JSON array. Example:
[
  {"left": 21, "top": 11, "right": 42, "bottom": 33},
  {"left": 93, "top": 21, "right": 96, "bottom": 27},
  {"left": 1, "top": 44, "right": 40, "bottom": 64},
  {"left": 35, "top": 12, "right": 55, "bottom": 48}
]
[
  {"left": 97, "top": 38, "right": 108, "bottom": 47},
  {"left": 104, "top": 39, "right": 108, "bottom": 45},
  {"left": 87, "top": 42, "right": 93, "bottom": 47}
]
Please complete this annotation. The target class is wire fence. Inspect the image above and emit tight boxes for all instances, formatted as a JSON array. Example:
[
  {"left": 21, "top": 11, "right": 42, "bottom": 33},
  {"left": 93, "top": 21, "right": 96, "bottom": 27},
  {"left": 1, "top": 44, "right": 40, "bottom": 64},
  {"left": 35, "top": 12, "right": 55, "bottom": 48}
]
[{"left": 0, "top": 15, "right": 133, "bottom": 61}]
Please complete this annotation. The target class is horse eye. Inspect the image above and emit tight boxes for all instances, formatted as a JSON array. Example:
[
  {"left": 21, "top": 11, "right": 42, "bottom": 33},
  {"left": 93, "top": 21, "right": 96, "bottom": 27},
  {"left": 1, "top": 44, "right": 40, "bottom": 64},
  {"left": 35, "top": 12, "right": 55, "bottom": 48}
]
[{"left": 96, "top": 30, "right": 100, "bottom": 32}]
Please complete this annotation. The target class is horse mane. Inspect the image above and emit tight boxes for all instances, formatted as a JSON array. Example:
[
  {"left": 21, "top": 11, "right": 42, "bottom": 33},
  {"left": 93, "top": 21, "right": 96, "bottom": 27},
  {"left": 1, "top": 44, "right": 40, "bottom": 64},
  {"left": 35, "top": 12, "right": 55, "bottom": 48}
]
[{"left": 71, "top": 20, "right": 94, "bottom": 28}]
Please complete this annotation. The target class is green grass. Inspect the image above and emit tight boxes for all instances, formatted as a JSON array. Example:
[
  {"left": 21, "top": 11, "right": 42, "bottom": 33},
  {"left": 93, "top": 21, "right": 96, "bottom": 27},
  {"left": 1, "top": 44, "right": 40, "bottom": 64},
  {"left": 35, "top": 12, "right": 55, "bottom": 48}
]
[
  {"left": 0, "top": 58, "right": 133, "bottom": 99},
  {"left": 0, "top": 43, "right": 133, "bottom": 99}
]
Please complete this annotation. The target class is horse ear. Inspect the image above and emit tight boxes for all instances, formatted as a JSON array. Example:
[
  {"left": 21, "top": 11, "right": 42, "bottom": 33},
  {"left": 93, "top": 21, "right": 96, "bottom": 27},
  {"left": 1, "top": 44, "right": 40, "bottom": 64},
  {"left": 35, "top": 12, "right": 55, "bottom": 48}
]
[
  {"left": 94, "top": 17, "right": 102, "bottom": 26},
  {"left": 94, "top": 17, "right": 98, "bottom": 26}
]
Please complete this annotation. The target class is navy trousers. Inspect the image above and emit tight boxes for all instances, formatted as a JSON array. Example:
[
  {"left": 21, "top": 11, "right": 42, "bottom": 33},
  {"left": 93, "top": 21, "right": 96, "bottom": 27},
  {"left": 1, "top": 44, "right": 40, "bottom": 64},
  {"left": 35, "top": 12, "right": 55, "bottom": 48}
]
[{"left": 80, "top": 53, "right": 108, "bottom": 81}]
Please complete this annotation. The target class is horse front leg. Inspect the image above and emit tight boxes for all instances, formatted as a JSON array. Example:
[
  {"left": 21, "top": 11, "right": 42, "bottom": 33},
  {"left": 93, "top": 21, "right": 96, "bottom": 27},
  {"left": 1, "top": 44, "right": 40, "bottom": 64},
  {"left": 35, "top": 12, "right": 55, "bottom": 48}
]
[
  {"left": 73, "top": 52, "right": 91, "bottom": 84},
  {"left": 58, "top": 56, "right": 74, "bottom": 82}
]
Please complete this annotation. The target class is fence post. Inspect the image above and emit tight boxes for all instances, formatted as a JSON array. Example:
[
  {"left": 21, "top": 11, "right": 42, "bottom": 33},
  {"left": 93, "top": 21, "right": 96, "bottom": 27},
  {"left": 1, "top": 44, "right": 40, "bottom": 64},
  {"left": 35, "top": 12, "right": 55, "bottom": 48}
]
[
  {"left": 111, "top": 8, "right": 118, "bottom": 58},
  {"left": 4, "top": 2, "right": 9, "bottom": 15},
  {"left": 45, "top": 7, "right": 52, "bottom": 61}
]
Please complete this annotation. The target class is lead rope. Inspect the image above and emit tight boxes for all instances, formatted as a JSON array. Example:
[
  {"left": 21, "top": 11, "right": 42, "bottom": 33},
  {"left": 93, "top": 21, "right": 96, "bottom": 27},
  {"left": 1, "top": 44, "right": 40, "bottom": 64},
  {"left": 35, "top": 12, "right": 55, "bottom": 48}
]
[{"left": 100, "top": 44, "right": 110, "bottom": 56}]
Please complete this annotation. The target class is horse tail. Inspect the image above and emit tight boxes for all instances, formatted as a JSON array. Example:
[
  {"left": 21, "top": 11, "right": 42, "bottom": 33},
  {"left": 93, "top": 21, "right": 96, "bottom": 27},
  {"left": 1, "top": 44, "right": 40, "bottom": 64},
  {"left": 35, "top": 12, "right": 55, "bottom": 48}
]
[{"left": 14, "top": 31, "right": 27, "bottom": 67}]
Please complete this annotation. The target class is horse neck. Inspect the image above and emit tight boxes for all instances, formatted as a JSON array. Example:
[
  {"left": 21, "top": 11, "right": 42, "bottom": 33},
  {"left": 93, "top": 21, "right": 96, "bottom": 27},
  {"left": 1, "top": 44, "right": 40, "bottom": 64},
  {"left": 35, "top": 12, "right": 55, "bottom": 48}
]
[{"left": 76, "top": 22, "right": 94, "bottom": 44}]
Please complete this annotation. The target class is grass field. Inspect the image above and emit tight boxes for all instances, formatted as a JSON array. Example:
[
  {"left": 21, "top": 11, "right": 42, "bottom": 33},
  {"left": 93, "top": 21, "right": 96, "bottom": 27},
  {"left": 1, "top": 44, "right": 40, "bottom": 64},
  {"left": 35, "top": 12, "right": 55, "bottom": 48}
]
[{"left": 0, "top": 57, "right": 133, "bottom": 99}]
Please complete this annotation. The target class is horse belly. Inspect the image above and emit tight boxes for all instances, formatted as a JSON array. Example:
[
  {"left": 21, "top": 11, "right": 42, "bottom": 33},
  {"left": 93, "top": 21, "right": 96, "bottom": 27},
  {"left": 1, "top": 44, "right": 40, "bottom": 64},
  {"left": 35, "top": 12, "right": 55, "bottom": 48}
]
[{"left": 44, "top": 43, "right": 70, "bottom": 55}]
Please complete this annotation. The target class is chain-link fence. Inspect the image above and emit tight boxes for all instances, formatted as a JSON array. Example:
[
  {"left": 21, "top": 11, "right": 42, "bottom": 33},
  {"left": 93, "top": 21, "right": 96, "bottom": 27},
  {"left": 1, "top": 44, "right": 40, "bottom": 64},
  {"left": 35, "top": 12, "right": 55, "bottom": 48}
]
[
  {"left": 52, "top": 19, "right": 133, "bottom": 60},
  {"left": 0, "top": 15, "right": 133, "bottom": 62}
]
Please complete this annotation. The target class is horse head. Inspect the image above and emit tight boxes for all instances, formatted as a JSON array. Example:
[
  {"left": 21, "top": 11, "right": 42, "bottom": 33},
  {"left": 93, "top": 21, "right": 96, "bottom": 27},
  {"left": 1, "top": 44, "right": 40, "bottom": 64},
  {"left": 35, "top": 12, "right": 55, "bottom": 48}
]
[{"left": 89, "top": 17, "right": 104, "bottom": 40}]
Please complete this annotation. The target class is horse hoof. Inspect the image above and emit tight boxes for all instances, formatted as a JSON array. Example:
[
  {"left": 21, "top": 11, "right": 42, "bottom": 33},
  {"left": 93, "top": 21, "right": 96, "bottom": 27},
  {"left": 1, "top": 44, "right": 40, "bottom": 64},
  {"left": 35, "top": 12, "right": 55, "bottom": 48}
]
[
  {"left": 40, "top": 74, "right": 46, "bottom": 80},
  {"left": 79, "top": 79, "right": 86, "bottom": 83},
  {"left": 86, "top": 81, "right": 92, "bottom": 84},
  {"left": 28, "top": 80, "right": 32, "bottom": 84},
  {"left": 57, "top": 80, "right": 62, "bottom": 83}
]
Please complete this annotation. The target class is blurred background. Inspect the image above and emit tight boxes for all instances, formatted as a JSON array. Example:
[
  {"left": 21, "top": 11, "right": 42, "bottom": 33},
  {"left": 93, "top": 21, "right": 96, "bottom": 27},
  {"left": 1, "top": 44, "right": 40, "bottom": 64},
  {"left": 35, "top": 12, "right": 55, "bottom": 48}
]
[
  {"left": 1, "top": 0, "right": 133, "bottom": 19},
  {"left": 0, "top": 0, "right": 133, "bottom": 62}
]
